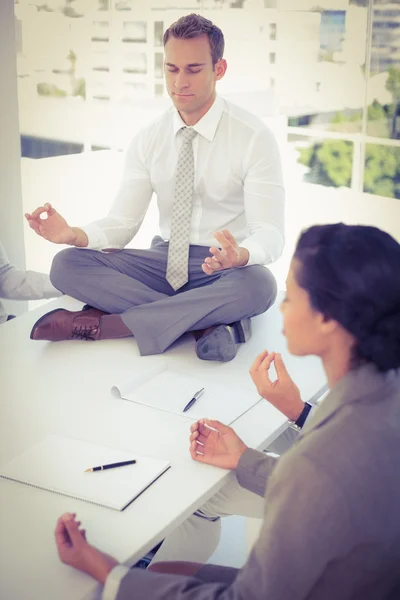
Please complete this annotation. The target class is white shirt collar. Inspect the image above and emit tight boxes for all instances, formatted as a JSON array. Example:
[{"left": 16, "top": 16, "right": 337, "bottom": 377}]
[{"left": 172, "top": 95, "right": 225, "bottom": 142}]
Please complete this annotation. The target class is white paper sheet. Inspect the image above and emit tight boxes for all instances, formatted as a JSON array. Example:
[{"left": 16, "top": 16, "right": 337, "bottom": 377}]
[
  {"left": 113, "top": 363, "right": 261, "bottom": 424},
  {"left": 0, "top": 435, "right": 170, "bottom": 511}
]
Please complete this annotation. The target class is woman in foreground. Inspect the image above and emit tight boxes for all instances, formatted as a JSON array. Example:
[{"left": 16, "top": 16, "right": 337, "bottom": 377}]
[{"left": 55, "top": 223, "right": 400, "bottom": 600}]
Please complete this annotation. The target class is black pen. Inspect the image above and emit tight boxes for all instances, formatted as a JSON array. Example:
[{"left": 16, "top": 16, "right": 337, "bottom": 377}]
[
  {"left": 183, "top": 388, "right": 204, "bottom": 412},
  {"left": 85, "top": 459, "right": 136, "bottom": 472}
]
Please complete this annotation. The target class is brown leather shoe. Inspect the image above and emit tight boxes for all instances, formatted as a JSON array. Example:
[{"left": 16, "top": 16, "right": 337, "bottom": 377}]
[{"left": 30, "top": 307, "right": 106, "bottom": 341}]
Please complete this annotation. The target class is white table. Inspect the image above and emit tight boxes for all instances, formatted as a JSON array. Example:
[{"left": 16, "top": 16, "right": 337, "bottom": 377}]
[{"left": 0, "top": 296, "right": 326, "bottom": 600}]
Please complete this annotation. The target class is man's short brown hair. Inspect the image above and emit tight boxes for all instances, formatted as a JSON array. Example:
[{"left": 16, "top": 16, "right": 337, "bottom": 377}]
[{"left": 163, "top": 13, "right": 225, "bottom": 67}]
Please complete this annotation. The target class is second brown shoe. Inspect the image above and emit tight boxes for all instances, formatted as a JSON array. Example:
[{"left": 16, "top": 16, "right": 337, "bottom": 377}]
[{"left": 30, "top": 307, "right": 106, "bottom": 342}]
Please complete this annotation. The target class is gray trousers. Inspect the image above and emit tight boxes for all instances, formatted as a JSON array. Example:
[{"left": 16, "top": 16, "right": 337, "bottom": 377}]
[{"left": 50, "top": 236, "right": 277, "bottom": 356}]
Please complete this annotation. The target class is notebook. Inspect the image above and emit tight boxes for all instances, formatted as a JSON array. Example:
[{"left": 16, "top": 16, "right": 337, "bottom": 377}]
[
  {"left": 112, "top": 362, "right": 260, "bottom": 424},
  {"left": 0, "top": 435, "right": 170, "bottom": 511}
]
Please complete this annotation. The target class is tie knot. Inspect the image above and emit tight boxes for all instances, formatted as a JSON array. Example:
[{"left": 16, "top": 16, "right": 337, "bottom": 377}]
[{"left": 181, "top": 127, "right": 197, "bottom": 143}]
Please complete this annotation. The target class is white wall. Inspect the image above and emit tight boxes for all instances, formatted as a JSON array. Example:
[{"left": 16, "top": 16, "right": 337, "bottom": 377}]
[
  {"left": 276, "top": 180, "right": 400, "bottom": 288},
  {"left": 0, "top": 0, "right": 26, "bottom": 317}
]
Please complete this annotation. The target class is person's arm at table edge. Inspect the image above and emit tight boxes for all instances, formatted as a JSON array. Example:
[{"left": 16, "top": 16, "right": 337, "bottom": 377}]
[
  {"left": 102, "top": 447, "right": 277, "bottom": 600},
  {"left": 97, "top": 406, "right": 318, "bottom": 600},
  {"left": 106, "top": 453, "right": 351, "bottom": 600},
  {"left": 0, "top": 241, "right": 62, "bottom": 300}
]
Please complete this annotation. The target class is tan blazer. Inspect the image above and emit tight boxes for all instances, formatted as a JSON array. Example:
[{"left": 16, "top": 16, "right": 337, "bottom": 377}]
[{"left": 113, "top": 363, "right": 400, "bottom": 600}]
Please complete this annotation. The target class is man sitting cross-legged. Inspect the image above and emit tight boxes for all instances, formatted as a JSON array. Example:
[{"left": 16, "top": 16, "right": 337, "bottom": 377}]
[{"left": 27, "top": 14, "right": 284, "bottom": 361}]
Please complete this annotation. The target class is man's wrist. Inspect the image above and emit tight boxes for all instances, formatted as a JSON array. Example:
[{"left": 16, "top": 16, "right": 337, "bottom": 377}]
[
  {"left": 94, "top": 558, "right": 119, "bottom": 585},
  {"left": 237, "top": 247, "right": 250, "bottom": 267},
  {"left": 284, "top": 398, "right": 306, "bottom": 422},
  {"left": 69, "top": 227, "right": 88, "bottom": 248}
]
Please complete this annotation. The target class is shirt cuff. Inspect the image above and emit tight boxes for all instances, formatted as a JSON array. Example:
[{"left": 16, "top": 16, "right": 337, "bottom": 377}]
[
  {"left": 239, "top": 238, "right": 266, "bottom": 266},
  {"left": 240, "top": 227, "right": 284, "bottom": 266},
  {"left": 102, "top": 565, "right": 130, "bottom": 600},
  {"left": 42, "top": 276, "right": 63, "bottom": 298},
  {"left": 80, "top": 224, "right": 109, "bottom": 251}
]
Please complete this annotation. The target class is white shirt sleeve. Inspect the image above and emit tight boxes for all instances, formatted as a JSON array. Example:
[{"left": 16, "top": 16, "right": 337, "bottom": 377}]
[
  {"left": 241, "top": 127, "right": 285, "bottom": 266},
  {"left": 80, "top": 132, "right": 154, "bottom": 251},
  {"left": 102, "top": 565, "right": 130, "bottom": 600},
  {"left": 0, "top": 241, "right": 62, "bottom": 302}
]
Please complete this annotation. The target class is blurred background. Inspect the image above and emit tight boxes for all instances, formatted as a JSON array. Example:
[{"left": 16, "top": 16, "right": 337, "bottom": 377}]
[{"left": 2, "top": 0, "right": 400, "bottom": 315}]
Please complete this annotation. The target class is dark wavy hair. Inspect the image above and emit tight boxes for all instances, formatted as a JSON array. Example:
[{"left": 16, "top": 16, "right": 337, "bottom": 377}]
[
  {"left": 163, "top": 14, "right": 224, "bottom": 67},
  {"left": 294, "top": 223, "right": 400, "bottom": 372}
]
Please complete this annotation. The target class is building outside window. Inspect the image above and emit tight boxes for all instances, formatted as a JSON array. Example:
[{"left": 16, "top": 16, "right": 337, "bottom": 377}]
[
  {"left": 122, "top": 21, "right": 147, "bottom": 43},
  {"left": 12, "top": 0, "right": 400, "bottom": 203},
  {"left": 154, "top": 21, "right": 164, "bottom": 47},
  {"left": 154, "top": 52, "right": 164, "bottom": 79}
]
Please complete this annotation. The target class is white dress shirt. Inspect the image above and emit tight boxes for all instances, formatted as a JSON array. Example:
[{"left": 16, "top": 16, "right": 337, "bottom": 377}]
[
  {"left": 82, "top": 95, "right": 285, "bottom": 266},
  {"left": 0, "top": 240, "right": 62, "bottom": 323}
]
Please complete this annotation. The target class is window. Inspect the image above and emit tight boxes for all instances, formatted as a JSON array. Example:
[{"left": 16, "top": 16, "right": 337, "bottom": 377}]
[
  {"left": 154, "top": 53, "right": 163, "bottom": 79},
  {"left": 92, "top": 20, "right": 109, "bottom": 43},
  {"left": 319, "top": 10, "right": 346, "bottom": 62},
  {"left": 13, "top": 0, "right": 400, "bottom": 202},
  {"left": 91, "top": 36, "right": 109, "bottom": 43},
  {"left": 288, "top": 133, "right": 354, "bottom": 190},
  {"left": 15, "top": 1, "right": 88, "bottom": 158},
  {"left": 121, "top": 80, "right": 147, "bottom": 103},
  {"left": 364, "top": 144, "right": 400, "bottom": 199},
  {"left": 122, "top": 21, "right": 147, "bottom": 43},
  {"left": 92, "top": 49, "right": 110, "bottom": 73},
  {"left": 91, "top": 20, "right": 109, "bottom": 42},
  {"left": 92, "top": 94, "right": 110, "bottom": 101},
  {"left": 91, "top": 78, "right": 111, "bottom": 99},
  {"left": 10, "top": 0, "right": 400, "bottom": 300},
  {"left": 123, "top": 52, "right": 147, "bottom": 75},
  {"left": 363, "top": 3, "right": 400, "bottom": 198},
  {"left": 115, "top": 0, "right": 133, "bottom": 10},
  {"left": 154, "top": 21, "right": 164, "bottom": 47}
]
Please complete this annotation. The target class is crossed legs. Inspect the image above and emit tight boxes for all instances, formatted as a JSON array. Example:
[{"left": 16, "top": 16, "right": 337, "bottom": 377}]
[{"left": 49, "top": 239, "right": 277, "bottom": 356}]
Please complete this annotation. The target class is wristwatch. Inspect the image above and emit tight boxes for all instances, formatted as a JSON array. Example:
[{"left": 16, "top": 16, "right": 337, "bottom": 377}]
[{"left": 289, "top": 401, "right": 313, "bottom": 431}]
